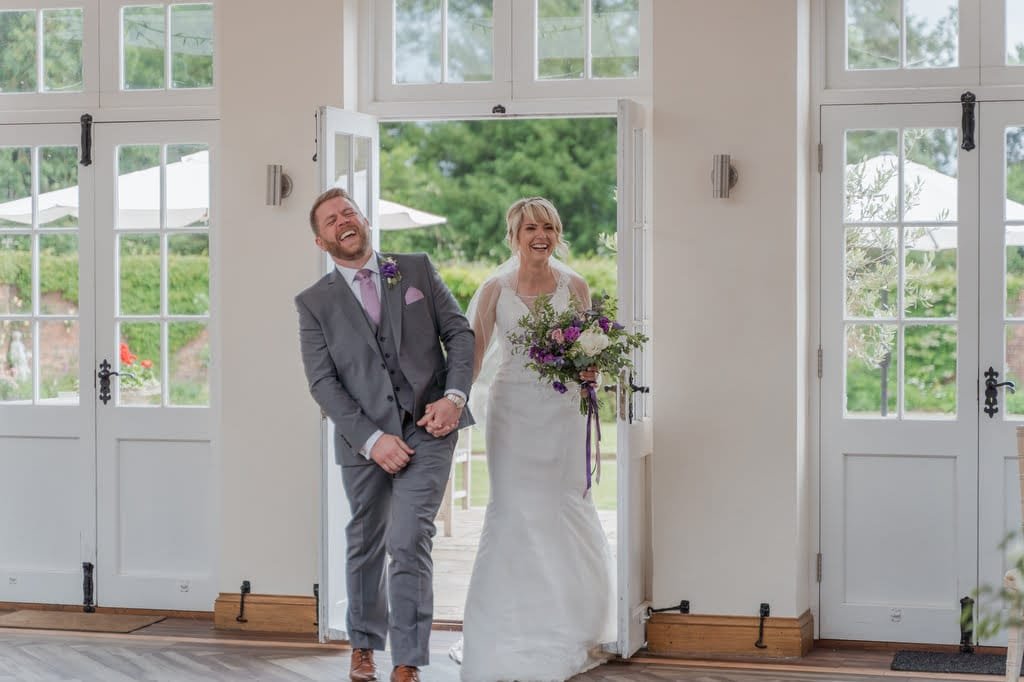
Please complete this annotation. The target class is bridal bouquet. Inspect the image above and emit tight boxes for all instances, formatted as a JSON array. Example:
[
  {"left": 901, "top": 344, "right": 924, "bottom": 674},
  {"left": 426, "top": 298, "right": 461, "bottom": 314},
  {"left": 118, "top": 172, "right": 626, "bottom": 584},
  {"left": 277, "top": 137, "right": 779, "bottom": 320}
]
[{"left": 508, "top": 293, "right": 648, "bottom": 492}]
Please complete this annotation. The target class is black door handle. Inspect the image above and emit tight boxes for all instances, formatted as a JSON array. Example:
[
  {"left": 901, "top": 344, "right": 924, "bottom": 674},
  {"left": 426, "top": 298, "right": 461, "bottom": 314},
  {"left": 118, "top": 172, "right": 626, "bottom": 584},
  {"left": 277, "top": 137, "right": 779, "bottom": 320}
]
[
  {"left": 97, "top": 359, "right": 135, "bottom": 405},
  {"left": 984, "top": 366, "right": 1016, "bottom": 418},
  {"left": 97, "top": 359, "right": 119, "bottom": 405}
]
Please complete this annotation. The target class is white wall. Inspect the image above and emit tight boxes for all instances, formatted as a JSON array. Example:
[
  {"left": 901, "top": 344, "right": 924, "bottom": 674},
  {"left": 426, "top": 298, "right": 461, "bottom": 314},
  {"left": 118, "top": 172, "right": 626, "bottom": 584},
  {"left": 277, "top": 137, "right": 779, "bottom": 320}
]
[
  {"left": 217, "top": 0, "right": 346, "bottom": 596},
  {"left": 650, "top": 0, "right": 812, "bottom": 618},
  {"left": 213, "top": 0, "right": 815, "bottom": 622}
]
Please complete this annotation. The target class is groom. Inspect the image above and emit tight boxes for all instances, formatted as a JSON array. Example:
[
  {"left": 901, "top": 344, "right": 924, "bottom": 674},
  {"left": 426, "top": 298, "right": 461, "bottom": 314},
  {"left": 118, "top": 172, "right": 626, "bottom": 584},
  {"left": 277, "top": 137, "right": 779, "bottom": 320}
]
[{"left": 296, "top": 188, "right": 474, "bottom": 682}]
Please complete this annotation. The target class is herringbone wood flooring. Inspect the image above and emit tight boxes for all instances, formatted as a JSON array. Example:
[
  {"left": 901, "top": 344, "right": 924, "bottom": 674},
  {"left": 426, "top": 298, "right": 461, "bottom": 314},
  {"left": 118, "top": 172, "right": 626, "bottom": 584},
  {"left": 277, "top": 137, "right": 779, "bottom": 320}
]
[{"left": 0, "top": 624, "right": 999, "bottom": 682}]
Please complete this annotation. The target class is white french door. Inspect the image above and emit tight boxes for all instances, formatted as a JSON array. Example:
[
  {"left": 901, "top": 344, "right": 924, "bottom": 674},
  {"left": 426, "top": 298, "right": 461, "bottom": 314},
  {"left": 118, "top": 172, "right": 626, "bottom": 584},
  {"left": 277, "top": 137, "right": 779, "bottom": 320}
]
[
  {"left": 317, "top": 105, "right": 380, "bottom": 643},
  {"left": 0, "top": 119, "right": 217, "bottom": 611},
  {"left": 93, "top": 120, "right": 217, "bottom": 609},
  {"left": 978, "top": 101, "right": 1024, "bottom": 642},
  {"left": 0, "top": 123, "right": 97, "bottom": 605},
  {"left": 820, "top": 100, "right": 1024, "bottom": 644},
  {"left": 614, "top": 98, "right": 653, "bottom": 657}
]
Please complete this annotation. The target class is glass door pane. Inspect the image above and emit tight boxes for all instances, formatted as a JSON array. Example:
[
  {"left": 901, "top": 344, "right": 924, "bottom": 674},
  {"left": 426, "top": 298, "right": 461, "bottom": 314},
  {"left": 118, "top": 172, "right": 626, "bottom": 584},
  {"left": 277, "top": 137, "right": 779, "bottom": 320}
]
[
  {"left": 113, "top": 141, "right": 210, "bottom": 407},
  {"left": 0, "top": 143, "right": 81, "bottom": 404}
]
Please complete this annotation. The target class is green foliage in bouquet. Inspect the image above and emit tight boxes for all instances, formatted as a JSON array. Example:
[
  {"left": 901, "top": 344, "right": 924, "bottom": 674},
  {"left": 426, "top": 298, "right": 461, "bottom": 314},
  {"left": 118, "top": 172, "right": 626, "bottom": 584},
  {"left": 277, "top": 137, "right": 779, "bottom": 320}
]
[{"left": 507, "top": 292, "right": 648, "bottom": 414}]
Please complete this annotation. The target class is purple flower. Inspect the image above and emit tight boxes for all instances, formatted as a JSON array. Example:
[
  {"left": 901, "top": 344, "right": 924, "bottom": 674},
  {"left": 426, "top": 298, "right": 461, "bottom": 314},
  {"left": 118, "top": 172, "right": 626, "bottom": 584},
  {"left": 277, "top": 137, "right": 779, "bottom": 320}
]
[
  {"left": 552, "top": 381, "right": 568, "bottom": 393},
  {"left": 541, "top": 353, "right": 556, "bottom": 364},
  {"left": 563, "top": 327, "right": 581, "bottom": 342},
  {"left": 529, "top": 345, "right": 542, "bottom": 360},
  {"left": 380, "top": 256, "right": 402, "bottom": 288},
  {"left": 598, "top": 316, "right": 611, "bottom": 333}
]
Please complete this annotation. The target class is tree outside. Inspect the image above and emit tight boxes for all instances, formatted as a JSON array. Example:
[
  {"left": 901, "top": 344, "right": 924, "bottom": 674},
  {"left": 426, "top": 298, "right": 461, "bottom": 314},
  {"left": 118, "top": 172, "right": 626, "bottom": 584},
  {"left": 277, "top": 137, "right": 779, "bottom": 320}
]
[{"left": 379, "top": 118, "right": 621, "bottom": 509}]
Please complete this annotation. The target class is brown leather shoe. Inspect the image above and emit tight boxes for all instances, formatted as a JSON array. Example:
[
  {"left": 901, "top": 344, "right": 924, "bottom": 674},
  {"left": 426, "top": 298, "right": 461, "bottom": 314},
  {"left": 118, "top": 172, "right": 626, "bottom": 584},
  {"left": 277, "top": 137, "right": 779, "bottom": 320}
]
[
  {"left": 390, "top": 665, "right": 420, "bottom": 682},
  {"left": 349, "top": 648, "right": 377, "bottom": 682}
]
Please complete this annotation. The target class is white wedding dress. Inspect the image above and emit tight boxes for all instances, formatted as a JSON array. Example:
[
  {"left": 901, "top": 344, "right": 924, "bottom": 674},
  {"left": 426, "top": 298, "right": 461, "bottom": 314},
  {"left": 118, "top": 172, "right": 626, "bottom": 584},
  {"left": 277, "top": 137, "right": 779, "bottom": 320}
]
[{"left": 456, "top": 269, "right": 616, "bottom": 682}]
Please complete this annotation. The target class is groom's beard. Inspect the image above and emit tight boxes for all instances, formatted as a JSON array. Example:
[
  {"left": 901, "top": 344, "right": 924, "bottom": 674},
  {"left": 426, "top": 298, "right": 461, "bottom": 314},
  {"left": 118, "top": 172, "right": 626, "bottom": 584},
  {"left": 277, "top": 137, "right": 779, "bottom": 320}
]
[{"left": 323, "top": 224, "right": 371, "bottom": 263}]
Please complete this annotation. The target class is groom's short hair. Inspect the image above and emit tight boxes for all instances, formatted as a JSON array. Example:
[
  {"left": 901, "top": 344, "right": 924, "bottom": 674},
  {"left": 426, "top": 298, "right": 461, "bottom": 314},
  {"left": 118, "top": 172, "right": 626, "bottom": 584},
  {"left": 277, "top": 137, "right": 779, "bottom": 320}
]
[{"left": 309, "top": 187, "right": 362, "bottom": 235}]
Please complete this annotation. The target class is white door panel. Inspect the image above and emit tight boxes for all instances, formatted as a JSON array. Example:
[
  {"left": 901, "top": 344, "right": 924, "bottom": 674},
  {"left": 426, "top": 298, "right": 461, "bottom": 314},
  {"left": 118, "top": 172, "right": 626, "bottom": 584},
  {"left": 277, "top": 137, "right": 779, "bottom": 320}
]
[
  {"left": 317, "top": 106, "right": 380, "bottom": 643},
  {"left": 820, "top": 103, "right": 979, "bottom": 643},
  {"left": 614, "top": 98, "right": 653, "bottom": 658},
  {"left": 93, "top": 121, "right": 217, "bottom": 610},
  {"left": 978, "top": 102, "right": 1024, "bottom": 644},
  {"left": 0, "top": 123, "right": 96, "bottom": 605}
]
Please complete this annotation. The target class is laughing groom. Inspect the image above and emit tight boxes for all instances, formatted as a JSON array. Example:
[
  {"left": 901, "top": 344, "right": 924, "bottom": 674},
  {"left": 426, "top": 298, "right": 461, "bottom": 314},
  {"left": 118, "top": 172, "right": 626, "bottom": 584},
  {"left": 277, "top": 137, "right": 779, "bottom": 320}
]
[{"left": 295, "top": 188, "right": 474, "bottom": 682}]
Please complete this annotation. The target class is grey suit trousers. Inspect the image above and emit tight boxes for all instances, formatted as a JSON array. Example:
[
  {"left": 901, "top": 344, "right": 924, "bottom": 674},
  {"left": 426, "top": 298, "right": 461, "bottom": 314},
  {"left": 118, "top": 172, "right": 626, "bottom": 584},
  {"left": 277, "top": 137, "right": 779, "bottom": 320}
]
[{"left": 340, "top": 415, "right": 457, "bottom": 667}]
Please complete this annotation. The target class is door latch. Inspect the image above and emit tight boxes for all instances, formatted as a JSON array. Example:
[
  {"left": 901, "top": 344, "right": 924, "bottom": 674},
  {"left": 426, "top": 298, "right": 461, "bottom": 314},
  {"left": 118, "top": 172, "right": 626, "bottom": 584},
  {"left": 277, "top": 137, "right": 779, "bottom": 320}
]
[{"left": 984, "top": 366, "right": 1016, "bottom": 417}]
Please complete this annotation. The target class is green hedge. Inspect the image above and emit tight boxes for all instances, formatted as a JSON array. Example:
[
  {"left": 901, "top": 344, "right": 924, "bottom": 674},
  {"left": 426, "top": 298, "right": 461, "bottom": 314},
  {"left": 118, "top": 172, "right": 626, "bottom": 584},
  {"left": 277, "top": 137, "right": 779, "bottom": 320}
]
[
  {"left": 437, "top": 256, "right": 617, "bottom": 312},
  {"left": 12, "top": 248, "right": 992, "bottom": 417},
  {"left": 0, "top": 252, "right": 208, "bottom": 365}
]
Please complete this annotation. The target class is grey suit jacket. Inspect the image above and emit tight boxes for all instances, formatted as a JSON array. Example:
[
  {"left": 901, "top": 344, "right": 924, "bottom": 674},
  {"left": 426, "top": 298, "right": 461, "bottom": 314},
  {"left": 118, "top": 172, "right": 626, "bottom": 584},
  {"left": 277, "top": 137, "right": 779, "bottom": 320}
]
[{"left": 296, "top": 252, "right": 475, "bottom": 465}]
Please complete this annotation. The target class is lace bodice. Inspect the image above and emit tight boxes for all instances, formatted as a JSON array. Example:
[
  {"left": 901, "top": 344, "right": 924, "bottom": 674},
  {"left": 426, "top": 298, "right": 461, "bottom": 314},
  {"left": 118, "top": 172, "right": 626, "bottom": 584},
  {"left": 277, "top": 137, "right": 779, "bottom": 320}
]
[
  {"left": 495, "top": 272, "right": 569, "bottom": 380},
  {"left": 470, "top": 268, "right": 591, "bottom": 385}
]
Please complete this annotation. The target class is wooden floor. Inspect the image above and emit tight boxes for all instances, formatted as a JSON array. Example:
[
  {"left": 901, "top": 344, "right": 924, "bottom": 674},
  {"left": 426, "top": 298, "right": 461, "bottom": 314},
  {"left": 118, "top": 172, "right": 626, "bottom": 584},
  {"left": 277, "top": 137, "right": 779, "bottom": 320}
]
[{"left": 0, "top": 616, "right": 1007, "bottom": 681}]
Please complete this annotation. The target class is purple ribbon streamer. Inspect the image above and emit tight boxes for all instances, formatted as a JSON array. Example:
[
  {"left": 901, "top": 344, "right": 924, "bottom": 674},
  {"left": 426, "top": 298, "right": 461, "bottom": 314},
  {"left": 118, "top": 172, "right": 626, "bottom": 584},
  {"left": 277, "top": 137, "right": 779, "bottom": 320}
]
[{"left": 583, "top": 382, "right": 601, "bottom": 496}]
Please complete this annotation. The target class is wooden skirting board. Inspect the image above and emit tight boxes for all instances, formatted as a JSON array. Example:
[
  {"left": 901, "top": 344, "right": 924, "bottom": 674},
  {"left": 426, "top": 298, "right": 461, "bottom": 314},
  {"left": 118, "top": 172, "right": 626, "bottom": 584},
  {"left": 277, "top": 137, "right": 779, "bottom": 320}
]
[
  {"left": 647, "top": 609, "right": 814, "bottom": 658},
  {"left": 0, "top": 601, "right": 212, "bottom": 620},
  {"left": 213, "top": 593, "right": 317, "bottom": 634}
]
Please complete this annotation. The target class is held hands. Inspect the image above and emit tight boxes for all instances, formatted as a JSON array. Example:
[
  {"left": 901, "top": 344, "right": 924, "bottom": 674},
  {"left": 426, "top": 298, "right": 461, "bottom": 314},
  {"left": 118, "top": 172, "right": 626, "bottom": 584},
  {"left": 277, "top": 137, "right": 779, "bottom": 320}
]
[
  {"left": 417, "top": 398, "right": 462, "bottom": 438},
  {"left": 370, "top": 434, "right": 414, "bottom": 474}
]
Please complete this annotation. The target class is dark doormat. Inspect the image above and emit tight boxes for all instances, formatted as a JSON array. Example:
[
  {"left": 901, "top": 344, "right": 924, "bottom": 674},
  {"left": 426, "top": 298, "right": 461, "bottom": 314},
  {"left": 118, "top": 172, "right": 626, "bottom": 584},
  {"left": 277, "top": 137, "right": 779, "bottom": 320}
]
[
  {"left": 0, "top": 610, "right": 165, "bottom": 633},
  {"left": 891, "top": 649, "right": 1014, "bottom": 676}
]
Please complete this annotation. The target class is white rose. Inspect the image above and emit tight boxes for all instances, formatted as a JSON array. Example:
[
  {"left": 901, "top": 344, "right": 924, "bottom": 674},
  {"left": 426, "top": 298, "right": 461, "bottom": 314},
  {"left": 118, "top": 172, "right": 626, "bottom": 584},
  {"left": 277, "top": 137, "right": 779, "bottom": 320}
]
[{"left": 577, "top": 328, "right": 611, "bottom": 356}]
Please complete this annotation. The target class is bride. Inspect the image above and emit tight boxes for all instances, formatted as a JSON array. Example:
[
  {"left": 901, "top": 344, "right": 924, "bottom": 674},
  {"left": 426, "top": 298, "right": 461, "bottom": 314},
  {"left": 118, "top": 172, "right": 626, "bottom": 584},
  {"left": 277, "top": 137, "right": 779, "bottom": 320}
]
[{"left": 453, "top": 197, "right": 616, "bottom": 681}]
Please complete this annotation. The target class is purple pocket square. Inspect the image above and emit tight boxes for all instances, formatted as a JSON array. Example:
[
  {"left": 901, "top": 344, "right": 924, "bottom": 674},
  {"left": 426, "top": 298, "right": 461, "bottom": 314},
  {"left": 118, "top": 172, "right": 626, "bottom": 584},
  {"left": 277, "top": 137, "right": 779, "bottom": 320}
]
[{"left": 405, "top": 287, "right": 425, "bottom": 304}]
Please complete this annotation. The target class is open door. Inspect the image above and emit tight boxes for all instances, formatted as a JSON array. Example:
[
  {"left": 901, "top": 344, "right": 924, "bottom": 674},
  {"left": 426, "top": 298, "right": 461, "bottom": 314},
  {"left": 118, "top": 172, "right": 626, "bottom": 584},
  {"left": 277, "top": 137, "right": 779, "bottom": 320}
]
[
  {"left": 614, "top": 98, "right": 654, "bottom": 657},
  {"left": 316, "top": 106, "right": 379, "bottom": 643}
]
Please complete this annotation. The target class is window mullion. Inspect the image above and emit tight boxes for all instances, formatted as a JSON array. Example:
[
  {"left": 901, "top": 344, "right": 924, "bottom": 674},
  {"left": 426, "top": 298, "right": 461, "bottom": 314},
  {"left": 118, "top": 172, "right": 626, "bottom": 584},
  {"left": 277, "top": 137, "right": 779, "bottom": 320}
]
[
  {"left": 584, "top": 0, "right": 592, "bottom": 79},
  {"left": 36, "top": 10, "right": 44, "bottom": 93},
  {"left": 899, "top": 0, "right": 906, "bottom": 69},
  {"left": 441, "top": 0, "right": 449, "bottom": 83},
  {"left": 160, "top": 144, "right": 168, "bottom": 318},
  {"left": 165, "top": 3, "right": 173, "bottom": 90}
]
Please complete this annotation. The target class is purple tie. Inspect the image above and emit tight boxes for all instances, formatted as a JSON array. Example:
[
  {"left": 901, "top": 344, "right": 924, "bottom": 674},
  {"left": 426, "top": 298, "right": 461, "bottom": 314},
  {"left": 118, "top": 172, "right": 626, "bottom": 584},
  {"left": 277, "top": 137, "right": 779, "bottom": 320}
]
[{"left": 355, "top": 269, "right": 381, "bottom": 326}]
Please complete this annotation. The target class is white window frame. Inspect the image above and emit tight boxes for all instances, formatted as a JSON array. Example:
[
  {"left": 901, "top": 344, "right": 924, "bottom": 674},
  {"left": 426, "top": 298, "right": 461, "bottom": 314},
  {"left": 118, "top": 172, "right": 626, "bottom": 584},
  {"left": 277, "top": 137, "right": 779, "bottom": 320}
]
[
  {"left": 824, "top": 0, "right": 980, "bottom": 90},
  {"left": 0, "top": 0, "right": 100, "bottom": 111},
  {"left": 99, "top": 0, "right": 216, "bottom": 110},
  {"left": 372, "top": 0, "right": 511, "bottom": 103},
  {"left": 0, "top": 0, "right": 217, "bottom": 118},
  {"left": 360, "top": 0, "right": 651, "bottom": 118},
  {"left": 510, "top": 0, "right": 650, "bottom": 100},
  {"left": 980, "top": 0, "right": 1024, "bottom": 85}
]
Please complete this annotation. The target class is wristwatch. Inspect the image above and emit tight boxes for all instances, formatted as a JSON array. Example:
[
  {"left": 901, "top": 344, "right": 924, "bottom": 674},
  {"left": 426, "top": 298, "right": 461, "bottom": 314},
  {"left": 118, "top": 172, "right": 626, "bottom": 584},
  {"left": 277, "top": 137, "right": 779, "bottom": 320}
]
[{"left": 444, "top": 392, "right": 466, "bottom": 409}]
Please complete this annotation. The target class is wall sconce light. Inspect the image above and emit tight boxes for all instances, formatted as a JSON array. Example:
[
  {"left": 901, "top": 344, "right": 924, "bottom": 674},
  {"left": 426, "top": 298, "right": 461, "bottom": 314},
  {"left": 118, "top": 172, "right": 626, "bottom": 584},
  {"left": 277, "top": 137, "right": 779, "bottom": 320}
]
[
  {"left": 711, "top": 154, "right": 739, "bottom": 199},
  {"left": 266, "top": 164, "right": 293, "bottom": 206}
]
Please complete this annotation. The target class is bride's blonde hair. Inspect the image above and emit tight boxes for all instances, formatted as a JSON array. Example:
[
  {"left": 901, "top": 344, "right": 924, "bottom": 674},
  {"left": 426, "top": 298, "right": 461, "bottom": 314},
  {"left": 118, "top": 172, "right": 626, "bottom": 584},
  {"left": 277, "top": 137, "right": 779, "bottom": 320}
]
[{"left": 505, "top": 196, "right": 570, "bottom": 259}]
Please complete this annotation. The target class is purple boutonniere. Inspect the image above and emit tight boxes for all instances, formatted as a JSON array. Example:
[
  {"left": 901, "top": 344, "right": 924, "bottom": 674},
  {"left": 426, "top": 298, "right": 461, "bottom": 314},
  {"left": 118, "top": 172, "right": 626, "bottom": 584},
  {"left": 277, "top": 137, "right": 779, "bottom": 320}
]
[{"left": 380, "top": 256, "right": 402, "bottom": 288}]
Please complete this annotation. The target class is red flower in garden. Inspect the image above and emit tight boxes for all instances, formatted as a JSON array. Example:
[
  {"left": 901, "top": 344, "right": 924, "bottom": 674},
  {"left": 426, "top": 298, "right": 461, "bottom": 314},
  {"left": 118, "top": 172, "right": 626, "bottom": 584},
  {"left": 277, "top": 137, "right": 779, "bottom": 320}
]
[
  {"left": 120, "top": 342, "right": 137, "bottom": 365},
  {"left": 141, "top": 359, "right": 153, "bottom": 369}
]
